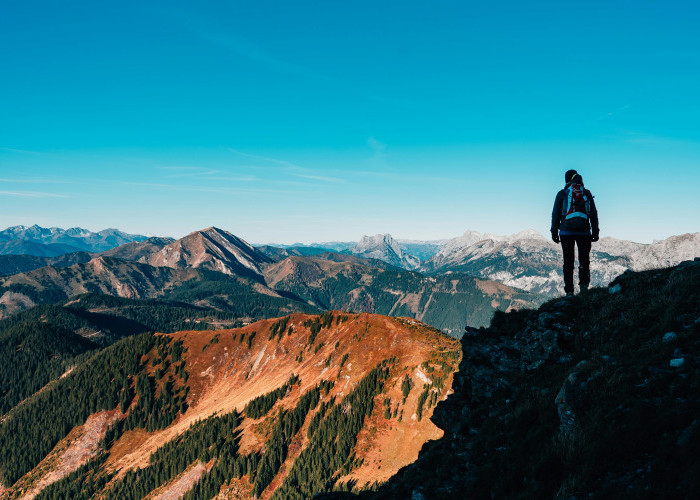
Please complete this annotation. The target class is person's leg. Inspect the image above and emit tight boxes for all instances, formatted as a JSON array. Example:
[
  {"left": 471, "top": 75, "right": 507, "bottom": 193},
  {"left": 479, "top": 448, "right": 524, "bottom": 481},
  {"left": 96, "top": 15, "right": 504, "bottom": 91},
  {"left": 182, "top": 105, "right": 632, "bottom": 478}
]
[
  {"left": 576, "top": 234, "right": 592, "bottom": 290},
  {"left": 560, "top": 235, "right": 576, "bottom": 294}
]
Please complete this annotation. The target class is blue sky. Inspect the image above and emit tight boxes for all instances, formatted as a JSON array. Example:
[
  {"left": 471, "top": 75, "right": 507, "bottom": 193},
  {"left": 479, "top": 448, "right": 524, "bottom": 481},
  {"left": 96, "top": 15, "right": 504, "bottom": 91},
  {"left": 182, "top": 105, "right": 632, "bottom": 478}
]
[{"left": 1, "top": 0, "right": 699, "bottom": 243}]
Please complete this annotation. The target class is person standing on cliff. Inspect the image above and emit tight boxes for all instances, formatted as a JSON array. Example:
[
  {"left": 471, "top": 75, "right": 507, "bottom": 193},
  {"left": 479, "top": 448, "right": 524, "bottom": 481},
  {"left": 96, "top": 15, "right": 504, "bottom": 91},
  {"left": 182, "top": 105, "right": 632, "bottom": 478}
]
[{"left": 551, "top": 169, "right": 600, "bottom": 296}]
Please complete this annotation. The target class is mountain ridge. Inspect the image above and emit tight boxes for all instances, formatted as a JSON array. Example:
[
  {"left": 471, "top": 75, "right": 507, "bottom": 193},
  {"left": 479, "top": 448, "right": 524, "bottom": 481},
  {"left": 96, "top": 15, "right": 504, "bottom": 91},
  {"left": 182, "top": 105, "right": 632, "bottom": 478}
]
[
  {"left": 321, "top": 258, "right": 700, "bottom": 499},
  {"left": 0, "top": 225, "right": 149, "bottom": 257},
  {"left": 0, "top": 311, "right": 461, "bottom": 498}
]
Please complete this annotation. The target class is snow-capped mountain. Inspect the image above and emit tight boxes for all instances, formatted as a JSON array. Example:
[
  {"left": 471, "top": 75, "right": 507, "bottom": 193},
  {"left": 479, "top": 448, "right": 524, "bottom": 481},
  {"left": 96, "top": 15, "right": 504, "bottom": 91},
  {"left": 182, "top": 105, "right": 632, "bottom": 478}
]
[
  {"left": 423, "top": 230, "right": 700, "bottom": 296},
  {"left": 350, "top": 234, "right": 421, "bottom": 270},
  {"left": 0, "top": 225, "right": 147, "bottom": 254}
]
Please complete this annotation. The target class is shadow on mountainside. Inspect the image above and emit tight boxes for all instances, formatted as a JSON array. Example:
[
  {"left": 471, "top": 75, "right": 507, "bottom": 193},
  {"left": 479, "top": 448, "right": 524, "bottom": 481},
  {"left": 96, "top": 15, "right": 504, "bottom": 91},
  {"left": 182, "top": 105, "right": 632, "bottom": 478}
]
[{"left": 321, "top": 258, "right": 700, "bottom": 499}]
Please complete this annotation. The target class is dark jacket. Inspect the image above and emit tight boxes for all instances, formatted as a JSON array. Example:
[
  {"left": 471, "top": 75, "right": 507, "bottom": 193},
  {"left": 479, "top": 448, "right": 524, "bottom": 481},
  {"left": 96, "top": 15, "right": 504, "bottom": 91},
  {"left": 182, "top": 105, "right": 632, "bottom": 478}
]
[{"left": 551, "top": 179, "right": 599, "bottom": 235}]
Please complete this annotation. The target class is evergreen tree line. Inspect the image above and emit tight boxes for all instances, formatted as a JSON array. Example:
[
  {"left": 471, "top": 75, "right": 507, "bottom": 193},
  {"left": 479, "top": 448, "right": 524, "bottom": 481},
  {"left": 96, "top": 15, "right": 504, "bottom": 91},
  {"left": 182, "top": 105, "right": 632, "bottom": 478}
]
[
  {"left": 104, "top": 410, "right": 242, "bottom": 500},
  {"left": 184, "top": 381, "right": 329, "bottom": 500},
  {"left": 268, "top": 316, "right": 290, "bottom": 341},
  {"left": 416, "top": 385, "right": 430, "bottom": 421},
  {"left": 0, "top": 332, "right": 155, "bottom": 486},
  {"left": 249, "top": 383, "right": 324, "bottom": 497},
  {"left": 34, "top": 453, "right": 112, "bottom": 500},
  {"left": 303, "top": 310, "right": 335, "bottom": 347},
  {"left": 68, "top": 293, "right": 243, "bottom": 333},
  {"left": 271, "top": 360, "right": 392, "bottom": 499},
  {"left": 244, "top": 374, "right": 299, "bottom": 419},
  {"left": 0, "top": 319, "right": 96, "bottom": 415},
  {"left": 104, "top": 336, "right": 189, "bottom": 447},
  {"left": 307, "top": 396, "right": 336, "bottom": 439}
]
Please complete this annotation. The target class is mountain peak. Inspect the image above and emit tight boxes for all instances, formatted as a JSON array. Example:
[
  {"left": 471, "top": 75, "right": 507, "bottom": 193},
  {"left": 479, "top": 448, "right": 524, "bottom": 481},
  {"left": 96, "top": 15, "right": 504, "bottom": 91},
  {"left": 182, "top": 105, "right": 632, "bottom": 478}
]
[
  {"left": 351, "top": 233, "right": 420, "bottom": 270},
  {"left": 147, "top": 227, "right": 271, "bottom": 277}
]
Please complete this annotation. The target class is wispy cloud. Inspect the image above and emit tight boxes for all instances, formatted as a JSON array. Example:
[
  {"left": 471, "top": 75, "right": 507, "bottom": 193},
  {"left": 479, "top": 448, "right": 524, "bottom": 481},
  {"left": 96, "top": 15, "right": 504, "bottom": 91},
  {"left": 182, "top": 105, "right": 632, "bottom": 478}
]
[
  {"left": 227, "top": 148, "right": 302, "bottom": 169},
  {"left": 210, "top": 175, "right": 260, "bottom": 182},
  {"left": 156, "top": 166, "right": 221, "bottom": 178},
  {"left": 0, "top": 190, "right": 68, "bottom": 198},
  {"left": 228, "top": 147, "right": 347, "bottom": 183},
  {"left": 597, "top": 104, "right": 631, "bottom": 121},
  {"left": 293, "top": 173, "right": 345, "bottom": 183},
  {"left": 115, "top": 180, "right": 304, "bottom": 196},
  {"left": 0, "top": 147, "right": 49, "bottom": 155}
]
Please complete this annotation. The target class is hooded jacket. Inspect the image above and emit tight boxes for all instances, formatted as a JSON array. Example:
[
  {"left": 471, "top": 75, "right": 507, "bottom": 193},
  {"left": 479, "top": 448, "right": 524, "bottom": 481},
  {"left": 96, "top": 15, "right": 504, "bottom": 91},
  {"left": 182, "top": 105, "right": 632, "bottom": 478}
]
[{"left": 551, "top": 177, "right": 599, "bottom": 236}]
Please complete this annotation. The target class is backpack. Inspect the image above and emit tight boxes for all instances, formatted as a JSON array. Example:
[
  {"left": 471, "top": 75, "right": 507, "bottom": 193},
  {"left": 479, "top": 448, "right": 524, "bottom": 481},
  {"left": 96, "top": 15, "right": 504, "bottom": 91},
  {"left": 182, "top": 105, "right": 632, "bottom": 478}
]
[{"left": 562, "top": 183, "right": 590, "bottom": 221}]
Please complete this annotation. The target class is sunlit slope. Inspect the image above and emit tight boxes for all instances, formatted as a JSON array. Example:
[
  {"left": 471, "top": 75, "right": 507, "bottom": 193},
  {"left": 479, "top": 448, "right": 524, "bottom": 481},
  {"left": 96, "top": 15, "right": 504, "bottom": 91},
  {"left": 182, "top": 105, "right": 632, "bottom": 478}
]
[{"left": 0, "top": 311, "right": 461, "bottom": 499}]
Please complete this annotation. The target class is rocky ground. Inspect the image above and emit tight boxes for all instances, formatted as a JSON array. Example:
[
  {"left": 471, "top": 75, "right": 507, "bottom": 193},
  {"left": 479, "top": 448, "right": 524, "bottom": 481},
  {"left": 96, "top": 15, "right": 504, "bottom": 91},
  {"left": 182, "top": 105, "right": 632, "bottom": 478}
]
[{"left": 323, "top": 258, "right": 700, "bottom": 499}]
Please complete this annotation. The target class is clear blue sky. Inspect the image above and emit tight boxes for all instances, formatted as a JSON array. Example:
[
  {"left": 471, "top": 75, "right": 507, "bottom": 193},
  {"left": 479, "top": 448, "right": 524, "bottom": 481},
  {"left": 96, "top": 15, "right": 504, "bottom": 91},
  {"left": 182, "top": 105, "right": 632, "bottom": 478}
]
[{"left": 2, "top": 0, "right": 699, "bottom": 243}]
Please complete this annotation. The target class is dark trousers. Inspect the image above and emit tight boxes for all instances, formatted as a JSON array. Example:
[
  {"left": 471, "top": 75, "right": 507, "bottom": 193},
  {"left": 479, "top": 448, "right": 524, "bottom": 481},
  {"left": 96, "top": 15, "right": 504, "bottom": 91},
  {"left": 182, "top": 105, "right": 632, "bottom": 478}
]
[{"left": 560, "top": 234, "right": 591, "bottom": 293}]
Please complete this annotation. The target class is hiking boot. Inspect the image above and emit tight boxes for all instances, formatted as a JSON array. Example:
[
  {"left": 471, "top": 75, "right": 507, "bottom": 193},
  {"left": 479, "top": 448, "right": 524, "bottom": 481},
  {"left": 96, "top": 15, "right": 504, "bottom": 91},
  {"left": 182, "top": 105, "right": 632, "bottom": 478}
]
[{"left": 565, "top": 291, "right": 574, "bottom": 297}]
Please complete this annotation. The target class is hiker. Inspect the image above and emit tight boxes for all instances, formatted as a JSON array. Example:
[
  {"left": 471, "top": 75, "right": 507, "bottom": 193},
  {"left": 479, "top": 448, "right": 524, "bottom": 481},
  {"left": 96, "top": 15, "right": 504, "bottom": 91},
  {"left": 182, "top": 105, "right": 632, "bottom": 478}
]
[{"left": 551, "top": 169, "right": 599, "bottom": 296}]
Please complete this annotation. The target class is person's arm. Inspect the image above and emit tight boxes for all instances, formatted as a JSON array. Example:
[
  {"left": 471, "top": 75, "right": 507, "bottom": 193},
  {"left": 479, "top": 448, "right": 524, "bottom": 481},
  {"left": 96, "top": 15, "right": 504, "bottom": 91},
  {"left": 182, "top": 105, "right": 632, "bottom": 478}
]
[
  {"left": 551, "top": 191, "right": 563, "bottom": 242},
  {"left": 588, "top": 191, "right": 599, "bottom": 241}
]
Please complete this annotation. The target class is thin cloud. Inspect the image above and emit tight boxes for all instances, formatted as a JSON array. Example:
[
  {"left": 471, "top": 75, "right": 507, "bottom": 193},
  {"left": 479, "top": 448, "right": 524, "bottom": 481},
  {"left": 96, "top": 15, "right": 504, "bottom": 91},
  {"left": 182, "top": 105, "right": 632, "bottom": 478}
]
[
  {"left": 0, "top": 190, "right": 68, "bottom": 198},
  {"left": 115, "top": 180, "right": 304, "bottom": 196},
  {"left": 228, "top": 147, "right": 345, "bottom": 182},
  {"left": 210, "top": 175, "right": 260, "bottom": 182},
  {"left": 156, "top": 166, "right": 220, "bottom": 178},
  {"left": 597, "top": 104, "right": 631, "bottom": 121},
  {"left": 294, "top": 173, "right": 346, "bottom": 183},
  {"left": 0, "top": 147, "right": 48, "bottom": 155},
  {"left": 227, "top": 148, "right": 302, "bottom": 169}
]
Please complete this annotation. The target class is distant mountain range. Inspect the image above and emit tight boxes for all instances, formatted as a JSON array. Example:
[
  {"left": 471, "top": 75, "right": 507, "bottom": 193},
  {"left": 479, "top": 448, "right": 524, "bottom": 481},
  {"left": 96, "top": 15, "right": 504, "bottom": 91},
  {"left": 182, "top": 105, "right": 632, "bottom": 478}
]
[
  {"left": 262, "top": 230, "right": 700, "bottom": 296},
  {"left": 421, "top": 230, "right": 700, "bottom": 295},
  {"left": 3, "top": 223, "right": 698, "bottom": 302},
  {"left": 0, "top": 227, "right": 541, "bottom": 336},
  {"left": 0, "top": 225, "right": 148, "bottom": 255}
]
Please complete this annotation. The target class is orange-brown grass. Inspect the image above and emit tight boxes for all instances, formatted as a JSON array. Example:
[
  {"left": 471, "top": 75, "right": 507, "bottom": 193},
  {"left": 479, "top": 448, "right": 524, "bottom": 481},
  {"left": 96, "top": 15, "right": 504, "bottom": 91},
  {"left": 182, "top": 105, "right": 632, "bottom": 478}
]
[{"left": 99, "top": 312, "right": 459, "bottom": 496}]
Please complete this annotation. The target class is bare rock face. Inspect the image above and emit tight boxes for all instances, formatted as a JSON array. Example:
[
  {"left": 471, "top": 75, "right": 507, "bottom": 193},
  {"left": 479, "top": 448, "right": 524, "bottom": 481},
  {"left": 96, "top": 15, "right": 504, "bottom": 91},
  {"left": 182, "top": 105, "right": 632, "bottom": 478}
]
[
  {"left": 145, "top": 227, "right": 272, "bottom": 278},
  {"left": 350, "top": 234, "right": 421, "bottom": 270},
  {"left": 422, "top": 231, "right": 700, "bottom": 296}
]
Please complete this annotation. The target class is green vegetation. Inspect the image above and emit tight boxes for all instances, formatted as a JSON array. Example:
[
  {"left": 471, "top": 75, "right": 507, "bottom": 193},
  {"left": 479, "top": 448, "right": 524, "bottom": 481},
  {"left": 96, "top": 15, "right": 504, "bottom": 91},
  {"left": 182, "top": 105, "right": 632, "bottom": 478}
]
[
  {"left": 0, "top": 315, "right": 96, "bottom": 415},
  {"left": 105, "top": 410, "right": 241, "bottom": 500},
  {"left": 0, "top": 333, "right": 156, "bottom": 486},
  {"left": 249, "top": 385, "right": 323, "bottom": 497},
  {"left": 416, "top": 386, "right": 429, "bottom": 421},
  {"left": 244, "top": 374, "right": 299, "bottom": 419},
  {"left": 272, "top": 360, "right": 392, "bottom": 499},
  {"left": 184, "top": 381, "right": 330, "bottom": 499},
  {"left": 201, "top": 333, "right": 220, "bottom": 351},
  {"left": 400, "top": 374, "right": 412, "bottom": 402},
  {"left": 383, "top": 398, "right": 392, "bottom": 419},
  {"left": 35, "top": 453, "right": 112, "bottom": 500},
  {"left": 269, "top": 316, "right": 291, "bottom": 341},
  {"left": 246, "top": 331, "right": 257, "bottom": 349}
]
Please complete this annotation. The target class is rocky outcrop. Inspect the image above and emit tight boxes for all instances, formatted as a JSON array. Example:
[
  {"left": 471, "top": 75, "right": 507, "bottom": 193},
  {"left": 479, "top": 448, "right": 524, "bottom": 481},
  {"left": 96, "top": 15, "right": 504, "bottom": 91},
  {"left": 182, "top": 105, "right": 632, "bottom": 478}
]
[{"left": 323, "top": 258, "right": 700, "bottom": 499}]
